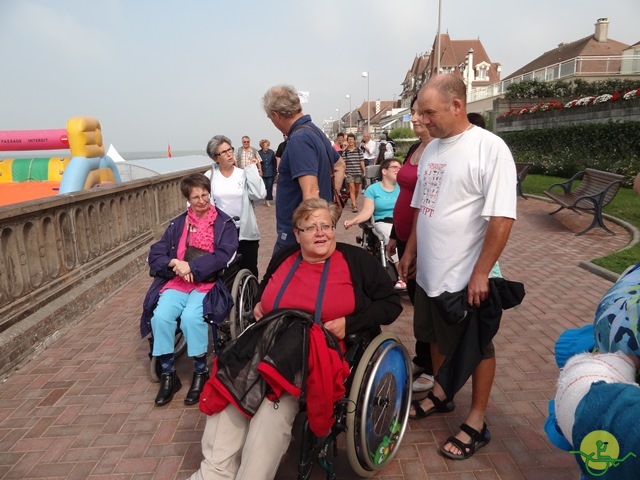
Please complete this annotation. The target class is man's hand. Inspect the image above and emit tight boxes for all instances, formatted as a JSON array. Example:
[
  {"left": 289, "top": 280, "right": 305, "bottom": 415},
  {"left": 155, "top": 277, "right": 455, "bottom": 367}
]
[{"left": 467, "top": 271, "right": 489, "bottom": 307}]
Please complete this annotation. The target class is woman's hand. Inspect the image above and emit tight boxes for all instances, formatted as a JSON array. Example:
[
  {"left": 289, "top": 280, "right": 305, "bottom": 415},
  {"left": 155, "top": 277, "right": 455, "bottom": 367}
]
[
  {"left": 324, "top": 317, "right": 346, "bottom": 340},
  {"left": 253, "top": 302, "right": 265, "bottom": 321},
  {"left": 386, "top": 238, "right": 397, "bottom": 258},
  {"left": 343, "top": 219, "right": 356, "bottom": 230},
  {"left": 172, "top": 259, "right": 192, "bottom": 278}
]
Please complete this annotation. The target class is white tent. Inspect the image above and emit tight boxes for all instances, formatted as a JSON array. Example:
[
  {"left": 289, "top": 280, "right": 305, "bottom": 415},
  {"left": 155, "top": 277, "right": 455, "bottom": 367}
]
[{"left": 106, "top": 144, "right": 126, "bottom": 163}]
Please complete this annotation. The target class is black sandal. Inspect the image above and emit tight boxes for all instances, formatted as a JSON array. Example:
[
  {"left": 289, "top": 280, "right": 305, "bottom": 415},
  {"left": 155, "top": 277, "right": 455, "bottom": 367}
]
[
  {"left": 409, "top": 390, "right": 455, "bottom": 419},
  {"left": 440, "top": 422, "right": 490, "bottom": 460}
]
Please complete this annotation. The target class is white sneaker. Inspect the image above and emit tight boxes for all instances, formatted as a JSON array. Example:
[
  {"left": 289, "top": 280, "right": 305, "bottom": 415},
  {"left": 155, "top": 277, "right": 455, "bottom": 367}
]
[{"left": 412, "top": 373, "right": 434, "bottom": 393}]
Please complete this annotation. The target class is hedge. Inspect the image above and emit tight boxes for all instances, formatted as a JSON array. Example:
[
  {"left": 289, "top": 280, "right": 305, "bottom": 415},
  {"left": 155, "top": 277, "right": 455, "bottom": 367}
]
[{"left": 499, "top": 121, "right": 640, "bottom": 183}]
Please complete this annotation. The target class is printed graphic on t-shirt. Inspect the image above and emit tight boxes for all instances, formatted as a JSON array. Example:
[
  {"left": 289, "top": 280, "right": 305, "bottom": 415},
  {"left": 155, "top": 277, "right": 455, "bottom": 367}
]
[{"left": 420, "top": 163, "right": 446, "bottom": 217}]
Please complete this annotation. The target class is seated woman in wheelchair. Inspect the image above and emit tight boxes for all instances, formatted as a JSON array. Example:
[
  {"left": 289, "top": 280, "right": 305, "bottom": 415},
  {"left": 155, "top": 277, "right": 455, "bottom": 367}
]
[
  {"left": 187, "top": 198, "right": 402, "bottom": 480},
  {"left": 343, "top": 158, "right": 404, "bottom": 289},
  {"left": 140, "top": 173, "right": 238, "bottom": 407}
]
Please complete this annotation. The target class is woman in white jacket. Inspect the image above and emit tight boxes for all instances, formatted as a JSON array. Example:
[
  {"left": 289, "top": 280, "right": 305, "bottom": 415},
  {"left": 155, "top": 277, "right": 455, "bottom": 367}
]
[{"left": 206, "top": 135, "right": 266, "bottom": 277}]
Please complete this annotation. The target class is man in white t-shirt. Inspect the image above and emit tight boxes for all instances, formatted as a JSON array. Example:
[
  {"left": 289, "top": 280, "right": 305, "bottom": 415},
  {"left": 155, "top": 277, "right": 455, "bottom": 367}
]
[
  {"left": 398, "top": 74, "right": 516, "bottom": 460},
  {"left": 360, "top": 132, "right": 377, "bottom": 167}
]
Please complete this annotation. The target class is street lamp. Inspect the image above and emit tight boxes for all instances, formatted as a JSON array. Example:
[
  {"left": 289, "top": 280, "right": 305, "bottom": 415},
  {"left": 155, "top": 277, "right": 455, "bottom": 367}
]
[
  {"left": 345, "top": 94, "right": 352, "bottom": 131},
  {"left": 361, "top": 71, "right": 370, "bottom": 133},
  {"left": 335, "top": 108, "right": 340, "bottom": 132}
]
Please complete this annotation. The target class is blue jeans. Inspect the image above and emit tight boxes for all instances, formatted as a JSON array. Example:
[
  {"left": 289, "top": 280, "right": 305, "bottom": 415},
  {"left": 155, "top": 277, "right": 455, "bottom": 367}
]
[{"left": 150, "top": 289, "right": 208, "bottom": 357}]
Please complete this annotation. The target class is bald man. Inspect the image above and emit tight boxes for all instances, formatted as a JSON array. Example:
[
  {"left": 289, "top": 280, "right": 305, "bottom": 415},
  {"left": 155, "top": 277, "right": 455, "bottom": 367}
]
[{"left": 399, "top": 74, "right": 517, "bottom": 460}]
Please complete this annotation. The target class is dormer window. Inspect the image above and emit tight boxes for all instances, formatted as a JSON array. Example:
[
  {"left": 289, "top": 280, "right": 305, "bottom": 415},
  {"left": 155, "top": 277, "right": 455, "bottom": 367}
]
[{"left": 475, "top": 62, "right": 490, "bottom": 80}]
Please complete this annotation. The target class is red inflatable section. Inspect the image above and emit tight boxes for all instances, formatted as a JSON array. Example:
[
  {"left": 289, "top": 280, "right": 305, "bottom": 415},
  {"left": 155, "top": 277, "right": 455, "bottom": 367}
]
[{"left": 0, "top": 129, "right": 69, "bottom": 151}]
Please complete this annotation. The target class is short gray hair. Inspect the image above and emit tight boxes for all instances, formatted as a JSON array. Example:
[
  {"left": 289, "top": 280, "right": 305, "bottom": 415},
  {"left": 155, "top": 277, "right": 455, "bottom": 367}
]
[
  {"left": 206, "top": 135, "right": 232, "bottom": 160},
  {"left": 262, "top": 85, "right": 302, "bottom": 118}
]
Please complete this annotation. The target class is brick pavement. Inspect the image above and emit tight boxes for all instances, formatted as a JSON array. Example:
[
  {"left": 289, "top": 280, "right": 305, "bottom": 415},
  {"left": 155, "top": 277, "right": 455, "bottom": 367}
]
[{"left": 0, "top": 195, "right": 630, "bottom": 480}]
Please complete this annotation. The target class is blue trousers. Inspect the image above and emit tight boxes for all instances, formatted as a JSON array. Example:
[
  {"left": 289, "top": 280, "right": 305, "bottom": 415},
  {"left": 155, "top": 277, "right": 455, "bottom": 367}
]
[
  {"left": 262, "top": 176, "right": 275, "bottom": 201},
  {"left": 150, "top": 289, "right": 208, "bottom": 357}
]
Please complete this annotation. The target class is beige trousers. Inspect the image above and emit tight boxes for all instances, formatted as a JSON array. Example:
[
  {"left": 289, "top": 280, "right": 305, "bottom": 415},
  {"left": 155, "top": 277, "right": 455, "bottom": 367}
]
[{"left": 187, "top": 393, "right": 299, "bottom": 480}]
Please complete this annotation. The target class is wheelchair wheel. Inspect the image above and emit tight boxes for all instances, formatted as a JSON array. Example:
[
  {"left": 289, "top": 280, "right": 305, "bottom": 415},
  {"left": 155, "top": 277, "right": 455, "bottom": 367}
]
[
  {"left": 149, "top": 328, "right": 188, "bottom": 383},
  {"left": 228, "top": 269, "right": 258, "bottom": 339},
  {"left": 345, "top": 332, "right": 412, "bottom": 477}
]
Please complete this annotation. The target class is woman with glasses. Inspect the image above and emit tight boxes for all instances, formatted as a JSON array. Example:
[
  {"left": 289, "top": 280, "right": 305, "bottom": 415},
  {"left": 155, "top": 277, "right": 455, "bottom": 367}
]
[
  {"left": 344, "top": 158, "right": 403, "bottom": 287},
  {"left": 141, "top": 173, "right": 239, "bottom": 406},
  {"left": 206, "top": 135, "right": 266, "bottom": 277},
  {"left": 188, "top": 198, "right": 401, "bottom": 480}
]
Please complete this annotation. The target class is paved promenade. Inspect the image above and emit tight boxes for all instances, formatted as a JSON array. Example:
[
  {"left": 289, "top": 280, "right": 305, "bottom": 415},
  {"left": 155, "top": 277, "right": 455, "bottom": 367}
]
[{"left": 0, "top": 195, "right": 630, "bottom": 480}]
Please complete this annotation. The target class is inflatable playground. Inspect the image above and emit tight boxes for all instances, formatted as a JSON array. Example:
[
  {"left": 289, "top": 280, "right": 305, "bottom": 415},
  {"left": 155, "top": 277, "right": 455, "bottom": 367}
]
[{"left": 0, "top": 117, "right": 121, "bottom": 207}]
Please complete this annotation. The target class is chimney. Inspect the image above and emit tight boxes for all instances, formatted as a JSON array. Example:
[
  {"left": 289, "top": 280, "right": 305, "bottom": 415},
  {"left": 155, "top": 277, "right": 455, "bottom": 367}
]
[{"left": 594, "top": 18, "right": 609, "bottom": 43}]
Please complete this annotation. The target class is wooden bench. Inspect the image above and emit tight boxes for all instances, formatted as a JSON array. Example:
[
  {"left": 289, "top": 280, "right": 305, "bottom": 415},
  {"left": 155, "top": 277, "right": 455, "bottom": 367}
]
[
  {"left": 515, "top": 162, "right": 533, "bottom": 199},
  {"left": 544, "top": 168, "right": 625, "bottom": 236}
]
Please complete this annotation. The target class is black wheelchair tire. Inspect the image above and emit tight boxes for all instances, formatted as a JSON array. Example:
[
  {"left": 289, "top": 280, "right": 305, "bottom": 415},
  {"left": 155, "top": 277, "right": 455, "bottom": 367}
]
[
  {"left": 229, "top": 269, "right": 258, "bottom": 340},
  {"left": 345, "top": 332, "right": 412, "bottom": 477}
]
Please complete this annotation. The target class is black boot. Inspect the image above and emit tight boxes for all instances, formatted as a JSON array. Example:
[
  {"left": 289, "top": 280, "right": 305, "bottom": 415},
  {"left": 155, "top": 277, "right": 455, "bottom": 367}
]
[
  {"left": 155, "top": 371, "right": 182, "bottom": 406},
  {"left": 184, "top": 370, "right": 209, "bottom": 405}
]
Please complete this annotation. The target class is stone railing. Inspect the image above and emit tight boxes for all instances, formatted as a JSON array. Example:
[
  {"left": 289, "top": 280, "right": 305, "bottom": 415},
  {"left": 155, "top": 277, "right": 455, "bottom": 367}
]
[{"left": 0, "top": 166, "right": 208, "bottom": 379}]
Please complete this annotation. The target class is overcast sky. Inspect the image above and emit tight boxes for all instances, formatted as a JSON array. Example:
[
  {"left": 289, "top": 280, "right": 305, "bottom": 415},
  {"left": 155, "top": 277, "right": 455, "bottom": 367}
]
[{"left": 0, "top": 0, "right": 637, "bottom": 154}]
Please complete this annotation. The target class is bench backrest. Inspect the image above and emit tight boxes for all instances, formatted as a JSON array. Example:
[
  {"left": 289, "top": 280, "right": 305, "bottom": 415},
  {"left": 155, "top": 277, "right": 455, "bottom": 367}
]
[
  {"left": 575, "top": 168, "right": 625, "bottom": 206},
  {"left": 515, "top": 162, "right": 533, "bottom": 181}
]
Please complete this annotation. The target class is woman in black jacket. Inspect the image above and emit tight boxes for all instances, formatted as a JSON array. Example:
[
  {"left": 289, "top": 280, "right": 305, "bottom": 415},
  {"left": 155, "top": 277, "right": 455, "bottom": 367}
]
[{"left": 188, "top": 198, "right": 401, "bottom": 480}]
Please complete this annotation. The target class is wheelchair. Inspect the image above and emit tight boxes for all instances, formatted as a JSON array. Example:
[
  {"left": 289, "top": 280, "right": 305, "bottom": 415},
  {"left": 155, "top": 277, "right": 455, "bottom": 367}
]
[
  {"left": 355, "top": 222, "right": 399, "bottom": 287},
  {"left": 147, "top": 257, "right": 258, "bottom": 382},
  {"left": 297, "top": 330, "right": 412, "bottom": 479}
]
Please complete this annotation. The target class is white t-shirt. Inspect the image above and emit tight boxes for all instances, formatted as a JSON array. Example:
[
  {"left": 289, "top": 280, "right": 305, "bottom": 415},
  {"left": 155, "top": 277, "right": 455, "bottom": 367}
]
[
  {"left": 211, "top": 167, "right": 245, "bottom": 227},
  {"left": 410, "top": 126, "right": 517, "bottom": 296}
]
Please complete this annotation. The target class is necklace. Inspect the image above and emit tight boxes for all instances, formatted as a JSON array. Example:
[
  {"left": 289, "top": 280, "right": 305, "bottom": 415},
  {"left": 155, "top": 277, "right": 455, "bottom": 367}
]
[
  {"left": 437, "top": 124, "right": 473, "bottom": 156},
  {"left": 410, "top": 142, "right": 428, "bottom": 165}
]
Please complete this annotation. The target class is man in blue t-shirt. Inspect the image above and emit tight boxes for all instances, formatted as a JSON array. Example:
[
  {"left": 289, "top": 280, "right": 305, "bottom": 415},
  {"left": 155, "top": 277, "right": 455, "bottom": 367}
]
[{"left": 263, "top": 85, "right": 343, "bottom": 254}]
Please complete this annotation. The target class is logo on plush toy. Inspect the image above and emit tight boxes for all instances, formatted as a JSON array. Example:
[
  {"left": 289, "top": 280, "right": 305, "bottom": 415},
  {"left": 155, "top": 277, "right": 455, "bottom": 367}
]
[{"left": 570, "top": 430, "right": 636, "bottom": 476}]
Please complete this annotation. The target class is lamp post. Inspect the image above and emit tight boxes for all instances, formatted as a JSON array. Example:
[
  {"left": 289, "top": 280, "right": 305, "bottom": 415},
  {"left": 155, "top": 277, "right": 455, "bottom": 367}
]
[
  {"left": 345, "top": 94, "right": 352, "bottom": 131},
  {"left": 436, "top": 0, "right": 442, "bottom": 75},
  {"left": 361, "top": 71, "right": 370, "bottom": 133},
  {"left": 335, "top": 108, "right": 340, "bottom": 132}
]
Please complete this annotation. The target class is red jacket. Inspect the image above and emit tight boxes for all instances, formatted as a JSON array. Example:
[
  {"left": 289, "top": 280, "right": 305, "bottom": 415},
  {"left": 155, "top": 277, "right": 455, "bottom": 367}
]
[{"left": 199, "top": 310, "right": 350, "bottom": 437}]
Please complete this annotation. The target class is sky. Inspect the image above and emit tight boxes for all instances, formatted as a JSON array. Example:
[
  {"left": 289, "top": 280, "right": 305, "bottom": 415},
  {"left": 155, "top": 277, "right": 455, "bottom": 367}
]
[{"left": 0, "top": 0, "right": 638, "bottom": 154}]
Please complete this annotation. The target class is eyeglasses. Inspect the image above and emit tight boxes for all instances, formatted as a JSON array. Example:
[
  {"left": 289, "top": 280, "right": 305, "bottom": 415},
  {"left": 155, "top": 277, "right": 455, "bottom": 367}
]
[
  {"left": 386, "top": 165, "right": 401, "bottom": 171},
  {"left": 189, "top": 193, "right": 211, "bottom": 203},
  {"left": 215, "top": 147, "right": 234, "bottom": 157},
  {"left": 297, "top": 224, "right": 335, "bottom": 235}
]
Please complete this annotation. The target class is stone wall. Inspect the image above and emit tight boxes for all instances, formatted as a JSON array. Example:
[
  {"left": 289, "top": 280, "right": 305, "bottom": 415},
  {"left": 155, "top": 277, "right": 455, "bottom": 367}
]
[
  {"left": 494, "top": 98, "right": 640, "bottom": 133},
  {"left": 0, "top": 166, "right": 208, "bottom": 379}
]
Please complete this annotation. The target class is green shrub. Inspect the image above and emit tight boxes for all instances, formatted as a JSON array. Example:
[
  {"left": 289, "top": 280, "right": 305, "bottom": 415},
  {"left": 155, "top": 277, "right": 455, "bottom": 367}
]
[
  {"left": 500, "top": 122, "right": 640, "bottom": 182},
  {"left": 389, "top": 127, "right": 415, "bottom": 139}
]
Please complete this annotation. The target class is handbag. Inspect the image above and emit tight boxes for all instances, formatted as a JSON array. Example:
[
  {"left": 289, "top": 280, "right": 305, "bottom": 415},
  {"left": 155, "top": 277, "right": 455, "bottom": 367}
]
[
  {"left": 203, "top": 281, "right": 234, "bottom": 325},
  {"left": 184, "top": 227, "right": 218, "bottom": 282}
]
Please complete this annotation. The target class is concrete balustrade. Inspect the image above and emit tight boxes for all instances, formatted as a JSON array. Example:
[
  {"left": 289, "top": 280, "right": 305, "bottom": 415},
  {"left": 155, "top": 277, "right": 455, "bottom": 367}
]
[{"left": 0, "top": 166, "right": 208, "bottom": 379}]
